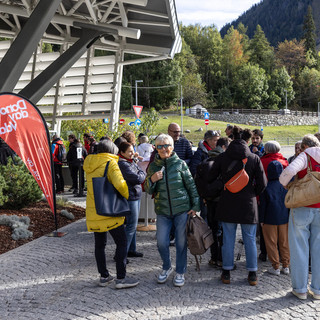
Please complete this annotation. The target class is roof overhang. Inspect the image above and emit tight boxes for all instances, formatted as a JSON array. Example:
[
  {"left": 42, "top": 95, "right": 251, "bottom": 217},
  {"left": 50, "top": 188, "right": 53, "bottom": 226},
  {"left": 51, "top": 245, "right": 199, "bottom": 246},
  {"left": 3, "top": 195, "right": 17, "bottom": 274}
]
[{"left": 0, "top": 0, "right": 182, "bottom": 59}]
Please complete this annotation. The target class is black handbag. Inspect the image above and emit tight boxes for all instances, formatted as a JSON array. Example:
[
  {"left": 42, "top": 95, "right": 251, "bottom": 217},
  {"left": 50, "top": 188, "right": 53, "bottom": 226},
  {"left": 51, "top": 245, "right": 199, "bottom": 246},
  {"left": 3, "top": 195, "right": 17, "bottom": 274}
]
[{"left": 92, "top": 161, "right": 131, "bottom": 217}]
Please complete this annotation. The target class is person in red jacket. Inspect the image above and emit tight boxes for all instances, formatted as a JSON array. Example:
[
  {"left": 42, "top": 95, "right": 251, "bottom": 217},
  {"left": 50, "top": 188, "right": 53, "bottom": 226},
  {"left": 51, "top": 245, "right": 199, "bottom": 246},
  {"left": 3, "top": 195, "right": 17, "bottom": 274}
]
[
  {"left": 83, "top": 133, "right": 91, "bottom": 154},
  {"left": 261, "top": 141, "right": 289, "bottom": 178},
  {"left": 51, "top": 135, "right": 66, "bottom": 194}
]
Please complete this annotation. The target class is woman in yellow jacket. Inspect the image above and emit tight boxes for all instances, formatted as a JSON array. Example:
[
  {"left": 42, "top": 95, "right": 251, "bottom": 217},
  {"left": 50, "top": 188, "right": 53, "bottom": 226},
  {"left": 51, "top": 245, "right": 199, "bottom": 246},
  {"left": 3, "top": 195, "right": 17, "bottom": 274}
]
[{"left": 83, "top": 139, "right": 139, "bottom": 289}]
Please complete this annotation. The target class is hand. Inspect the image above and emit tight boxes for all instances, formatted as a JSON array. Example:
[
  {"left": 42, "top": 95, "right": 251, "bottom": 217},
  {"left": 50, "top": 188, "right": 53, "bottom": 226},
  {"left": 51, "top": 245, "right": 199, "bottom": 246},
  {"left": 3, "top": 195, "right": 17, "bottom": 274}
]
[
  {"left": 137, "top": 155, "right": 143, "bottom": 161},
  {"left": 252, "top": 147, "right": 258, "bottom": 153},
  {"left": 260, "top": 223, "right": 264, "bottom": 227},
  {"left": 151, "top": 171, "right": 163, "bottom": 183},
  {"left": 187, "top": 210, "right": 197, "bottom": 216}
]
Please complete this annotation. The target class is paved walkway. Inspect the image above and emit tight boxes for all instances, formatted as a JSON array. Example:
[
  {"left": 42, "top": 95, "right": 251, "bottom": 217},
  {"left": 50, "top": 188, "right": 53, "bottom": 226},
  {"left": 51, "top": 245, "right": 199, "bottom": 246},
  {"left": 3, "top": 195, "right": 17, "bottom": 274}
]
[{"left": 1, "top": 194, "right": 319, "bottom": 320}]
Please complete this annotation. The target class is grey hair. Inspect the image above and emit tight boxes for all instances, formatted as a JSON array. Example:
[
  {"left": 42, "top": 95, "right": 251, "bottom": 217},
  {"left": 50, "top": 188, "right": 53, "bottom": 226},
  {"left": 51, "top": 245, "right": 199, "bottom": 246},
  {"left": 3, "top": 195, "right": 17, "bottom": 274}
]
[
  {"left": 140, "top": 135, "right": 149, "bottom": 143},
  {"left": 97, "top": 139, "right": 119, "bottom": 155},
  {"left": 264, "top": 141, "right": 281, "bottom": 154},
  {"left": 155, "top": 134, "right": 174, "bottom": 147},
  {"left": 301, "top": 134, "right": 320, "bottom": 148}
]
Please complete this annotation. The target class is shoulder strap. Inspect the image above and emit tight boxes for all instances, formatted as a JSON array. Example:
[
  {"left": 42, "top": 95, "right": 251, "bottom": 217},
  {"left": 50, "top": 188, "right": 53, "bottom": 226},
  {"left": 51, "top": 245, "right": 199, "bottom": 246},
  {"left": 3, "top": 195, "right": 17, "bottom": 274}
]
[{"left": 103, "top": 161, "right": 110, "bottom": 177}]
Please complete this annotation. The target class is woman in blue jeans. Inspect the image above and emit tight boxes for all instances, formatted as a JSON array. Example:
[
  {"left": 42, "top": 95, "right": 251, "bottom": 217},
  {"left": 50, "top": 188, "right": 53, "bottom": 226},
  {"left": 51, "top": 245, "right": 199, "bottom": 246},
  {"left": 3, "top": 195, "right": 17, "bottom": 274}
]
[
  {"left": 118, "top": 141, "right": 146, "bottom": 257},
  {"left": 280, "top": 134, "right": 320, "bottom": 300},
  {"left": 144, "top": 134, "right": 200, "bottom": 287},
  {"left": 209, "top": 126, "right": 267, "bottom": 286}
]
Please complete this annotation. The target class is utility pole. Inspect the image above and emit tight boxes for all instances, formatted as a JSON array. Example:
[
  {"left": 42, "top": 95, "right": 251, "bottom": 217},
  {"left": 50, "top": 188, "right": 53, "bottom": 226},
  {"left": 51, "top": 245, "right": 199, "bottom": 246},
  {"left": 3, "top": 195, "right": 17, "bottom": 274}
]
[
  {"left": 135, "top": 80, "right": 143, "bottom": 105},
  {"left": 180, "top": 84, "right": 183, "bottom": 133}
]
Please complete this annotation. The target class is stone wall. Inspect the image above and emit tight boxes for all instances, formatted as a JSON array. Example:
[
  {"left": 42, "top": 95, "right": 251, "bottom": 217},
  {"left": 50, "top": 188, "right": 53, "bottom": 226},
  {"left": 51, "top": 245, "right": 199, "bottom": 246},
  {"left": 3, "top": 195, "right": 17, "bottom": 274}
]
[{"left": 202, "top": 113, "right": 319, "bottom": 126}]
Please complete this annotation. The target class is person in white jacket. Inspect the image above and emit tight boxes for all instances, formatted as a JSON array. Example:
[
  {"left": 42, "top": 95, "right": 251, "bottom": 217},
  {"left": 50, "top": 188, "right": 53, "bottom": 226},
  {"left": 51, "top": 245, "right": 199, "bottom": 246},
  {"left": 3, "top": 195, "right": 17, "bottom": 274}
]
[
  {"left": 137, "top": 135, "right": 154, "bottom": 173},
  {"left": 279, "top": 134, "right": 320, "bottom": 300}
]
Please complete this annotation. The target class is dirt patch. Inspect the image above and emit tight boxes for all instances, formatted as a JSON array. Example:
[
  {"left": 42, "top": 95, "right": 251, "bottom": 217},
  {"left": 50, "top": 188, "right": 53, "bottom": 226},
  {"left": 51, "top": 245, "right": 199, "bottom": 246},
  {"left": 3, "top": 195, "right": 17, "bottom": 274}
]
[{"left": 0, "top": 201, "right": 85, "bottom": 255}]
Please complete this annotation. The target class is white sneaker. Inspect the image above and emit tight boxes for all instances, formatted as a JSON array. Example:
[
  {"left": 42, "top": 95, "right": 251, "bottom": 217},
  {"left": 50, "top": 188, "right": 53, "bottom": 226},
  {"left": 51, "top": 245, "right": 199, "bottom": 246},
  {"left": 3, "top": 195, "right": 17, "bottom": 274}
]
[
  {"left": 292, "top": 290, "right": 307, "bottom": 300},
  {"left": 268, "top": 268, "right": 280, "bottom": 276},
  {"left": 282, "top": 267, "right": 290, "bottom": 275},
  {"left": 157, "top": 267, "right": 173, "bottom": 284},
  {"left": 308, "top": 289, "right": 320, "bottom": 300},
  {"left": 173, "top": 273, "right": 185, "bottom": 287}
]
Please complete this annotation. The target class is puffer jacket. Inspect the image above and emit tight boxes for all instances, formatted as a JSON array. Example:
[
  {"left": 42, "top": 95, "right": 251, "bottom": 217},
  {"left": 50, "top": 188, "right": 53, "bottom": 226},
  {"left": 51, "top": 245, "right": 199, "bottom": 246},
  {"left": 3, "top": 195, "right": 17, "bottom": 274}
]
[
  {"left": 118, "top": 157, "right": 146, "bottom": 201},
  {"left": 144, "top": 152, "right": 200, "bottom": 216},
  {"left": 83, "top": 153, "right": 129, "bottom": 232}
]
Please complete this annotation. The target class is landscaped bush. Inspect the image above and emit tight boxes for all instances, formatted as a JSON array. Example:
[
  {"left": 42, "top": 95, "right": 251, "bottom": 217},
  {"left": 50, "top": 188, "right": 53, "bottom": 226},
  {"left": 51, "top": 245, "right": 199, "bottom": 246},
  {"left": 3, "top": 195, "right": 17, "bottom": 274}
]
[
  {"left": 0, "top": 158, "right": 43, "bottom": 209},
  {"left": 0, "top": 214, "right": 32, "bottom": 240}
]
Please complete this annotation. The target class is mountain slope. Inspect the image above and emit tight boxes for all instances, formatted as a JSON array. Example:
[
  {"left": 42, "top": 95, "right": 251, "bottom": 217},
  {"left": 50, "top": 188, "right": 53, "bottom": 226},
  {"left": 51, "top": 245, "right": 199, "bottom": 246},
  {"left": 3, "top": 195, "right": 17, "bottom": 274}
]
[{"left": 220, "top": 0, "right": 320, "bottom": 47}]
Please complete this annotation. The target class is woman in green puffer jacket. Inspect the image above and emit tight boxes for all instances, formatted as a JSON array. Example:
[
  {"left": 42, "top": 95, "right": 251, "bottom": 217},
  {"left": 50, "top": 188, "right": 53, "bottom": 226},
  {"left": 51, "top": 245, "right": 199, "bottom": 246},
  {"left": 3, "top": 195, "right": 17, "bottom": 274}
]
[{"left": 144, "top": 134, "right": 200, "bottom": 287}]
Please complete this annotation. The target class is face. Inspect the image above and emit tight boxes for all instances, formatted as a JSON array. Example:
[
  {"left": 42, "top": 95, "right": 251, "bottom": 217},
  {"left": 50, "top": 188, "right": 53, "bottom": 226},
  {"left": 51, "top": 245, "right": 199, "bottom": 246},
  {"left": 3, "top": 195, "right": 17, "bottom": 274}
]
[
  {"left": 225, "top": 127, "right": 232, "bottom": 136},
  {"left": 69, "top": 137, "right": 74, "bottom": 143},
  {"left": 121, "top": 145, "right": 134, "bottom": 159},
  {"left": 207, "top": 136, "right": 219, "bottom": 149},
  {"left": 156, "top": 142, "right": 173, "bottom": 159},
  {"left": 295, "top": 143, "right": 302, "bottom": 156},
  {"left": 251, "top": 135, "right": 262, "bottom": 147},
  {"left": 168, "top": 124, "right": 181, "bottom": 141}
]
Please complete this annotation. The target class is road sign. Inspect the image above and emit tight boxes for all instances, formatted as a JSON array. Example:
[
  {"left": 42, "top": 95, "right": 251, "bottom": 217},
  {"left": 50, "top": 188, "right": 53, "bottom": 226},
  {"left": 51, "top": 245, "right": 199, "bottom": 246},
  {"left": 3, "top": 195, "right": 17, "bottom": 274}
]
[
  {"left": 133, "top": 105, "right": 143, "bottom": 118},
  {"left": 129, "top": 121, "right": 135, "bottom": 126},
  {"left": 204, "top": 112, "right": 210, "bottom": 119},
  {"left": 205, "top": 119, "right": 209, "bottom": 125},
  {"left": 102, "top": 118, "right": 109, "bottom": 124},
  {"left": 119, "top": 118, "right": 125, "bottom": 125},
  {"left": 135, "top": 118, "right": 142, "bottom": 127}
]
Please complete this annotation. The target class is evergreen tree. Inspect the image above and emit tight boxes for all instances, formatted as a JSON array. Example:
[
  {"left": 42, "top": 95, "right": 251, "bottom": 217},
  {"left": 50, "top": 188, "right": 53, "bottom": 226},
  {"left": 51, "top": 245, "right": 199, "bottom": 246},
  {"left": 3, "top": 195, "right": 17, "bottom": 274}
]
[
  {"left": 0, "top": 158, "right": 42, "bottom": 209},
  {"left": 302, "top": 5, "right": 317, "bottom": 60},
  {"left": 248, "top": 25, "right": 274, "bottom": 73}
]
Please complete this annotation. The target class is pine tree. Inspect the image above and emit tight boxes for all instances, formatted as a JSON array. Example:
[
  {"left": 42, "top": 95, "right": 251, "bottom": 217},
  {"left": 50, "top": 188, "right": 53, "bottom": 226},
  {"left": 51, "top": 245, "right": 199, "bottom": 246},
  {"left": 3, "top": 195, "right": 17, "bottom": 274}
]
[
  {"left": 303, "top": 5, "right": 317, "bottom": 60},
  {"left": 249, "top": 25, "right": 274, "bottom": 73}
]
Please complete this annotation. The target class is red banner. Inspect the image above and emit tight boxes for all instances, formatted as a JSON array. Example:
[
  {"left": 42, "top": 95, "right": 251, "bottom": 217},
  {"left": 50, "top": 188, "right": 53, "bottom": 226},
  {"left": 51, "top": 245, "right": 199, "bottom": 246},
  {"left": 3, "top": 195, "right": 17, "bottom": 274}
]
[{"left": 0, "top": 93, "right": 55, "bottom": 215}]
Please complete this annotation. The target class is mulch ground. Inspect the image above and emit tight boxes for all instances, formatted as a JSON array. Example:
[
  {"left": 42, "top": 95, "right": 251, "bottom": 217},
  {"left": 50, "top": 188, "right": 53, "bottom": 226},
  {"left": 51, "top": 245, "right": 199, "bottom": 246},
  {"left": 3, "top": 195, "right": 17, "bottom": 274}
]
[{"left": 0, "top": 201, "right": 85, "bottom": 255}]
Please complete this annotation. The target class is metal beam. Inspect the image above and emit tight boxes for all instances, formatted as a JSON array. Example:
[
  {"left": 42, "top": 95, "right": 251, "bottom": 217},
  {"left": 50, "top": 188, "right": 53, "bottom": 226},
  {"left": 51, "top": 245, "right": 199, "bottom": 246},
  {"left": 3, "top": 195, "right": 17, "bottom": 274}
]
[
  {"left": 0, "top": 3, "right": 141, "bottom": 40},
  {"left": 19, "top": 28, "right": 102, "bottom": 104},
  {"left": 0, "top": 0, "right": 62, "bottom": 92}
]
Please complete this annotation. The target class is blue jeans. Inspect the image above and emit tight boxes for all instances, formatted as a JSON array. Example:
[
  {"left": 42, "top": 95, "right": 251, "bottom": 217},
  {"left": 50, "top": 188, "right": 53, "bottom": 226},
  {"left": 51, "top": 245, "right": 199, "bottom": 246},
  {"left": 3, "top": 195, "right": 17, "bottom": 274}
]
[
  {"left": 156, "top": 212, "right": 188, "bottom": 274},
  {"left": 289, "top": 207, "right": 320, "bottom": 295},
  {"left": 125, "top": 199, "right": 141, "bottom": 253},
  {"left": 222, "top": 222, "right": 257, "bottom": 271}
]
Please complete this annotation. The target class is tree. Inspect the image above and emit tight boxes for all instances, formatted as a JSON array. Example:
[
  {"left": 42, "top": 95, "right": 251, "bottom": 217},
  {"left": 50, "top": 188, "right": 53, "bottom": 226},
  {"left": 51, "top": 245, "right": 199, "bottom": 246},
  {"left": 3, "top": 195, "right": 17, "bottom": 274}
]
[
  {"left": 248, "top": 25, "right": 274, "bottom": 73},
  {"left": 174, "top": 38, "right": 208, "bottom": 107},
  {"left": 180, "top": 24, "right": 223, "bottom": 94},
  {"left": 267, "top": 67, "right": 294, "bottom": 110},
  {"left": 276, "top": 39, "right": 306, "bottom": 77},
  {"left": 233, "top": 63, "right": 269, "bottom": 109},
  {"left": 221, "top": 26, "right": 248, "bottom": 93},
  {"left": 302, "top": 5, "right": 317, "bottom": 60},
  {"left": 296, "top": 67, "right": 320, "bottom": 110}
]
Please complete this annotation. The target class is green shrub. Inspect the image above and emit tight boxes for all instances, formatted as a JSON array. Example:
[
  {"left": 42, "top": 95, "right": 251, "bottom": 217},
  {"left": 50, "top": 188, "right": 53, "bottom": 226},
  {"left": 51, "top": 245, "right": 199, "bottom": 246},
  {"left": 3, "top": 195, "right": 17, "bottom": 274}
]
[
  {"left": 0, "top": 158, "right": 43, "bottom": 209},
  {"left": 0, "top": 173, "right": 8, "bottom": 206}
]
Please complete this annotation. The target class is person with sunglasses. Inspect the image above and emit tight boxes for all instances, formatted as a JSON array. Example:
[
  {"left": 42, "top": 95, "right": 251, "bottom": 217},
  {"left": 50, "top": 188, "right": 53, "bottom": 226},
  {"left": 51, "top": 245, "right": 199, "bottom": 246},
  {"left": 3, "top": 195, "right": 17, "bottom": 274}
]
[{"left": 144, "top": 134, "right": 200, "bottom": 287}]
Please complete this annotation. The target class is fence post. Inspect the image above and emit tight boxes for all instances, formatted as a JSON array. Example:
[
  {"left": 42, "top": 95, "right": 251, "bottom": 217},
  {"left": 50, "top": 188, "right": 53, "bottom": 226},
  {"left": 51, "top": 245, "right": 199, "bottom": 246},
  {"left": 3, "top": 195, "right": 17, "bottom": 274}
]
[{"left": 287, "top": 137, "right": 289, "bottom": 145}]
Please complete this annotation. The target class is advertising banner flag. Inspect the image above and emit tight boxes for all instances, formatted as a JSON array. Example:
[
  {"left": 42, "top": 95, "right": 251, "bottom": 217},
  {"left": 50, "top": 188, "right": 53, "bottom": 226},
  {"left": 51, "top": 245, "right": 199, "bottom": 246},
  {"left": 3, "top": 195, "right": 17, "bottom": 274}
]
[{"left": 0, "top": 93, "right": 55, "bottom": 216}]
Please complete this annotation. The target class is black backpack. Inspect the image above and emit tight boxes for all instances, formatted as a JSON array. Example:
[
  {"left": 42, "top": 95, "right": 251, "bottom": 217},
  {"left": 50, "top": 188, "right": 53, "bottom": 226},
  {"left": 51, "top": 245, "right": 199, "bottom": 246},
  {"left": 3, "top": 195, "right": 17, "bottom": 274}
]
[
  {"left": 195, "top": 157, "right": 224, "bottom": 201},
  {"left": 57, "top": 144, "right": 67, "bottom": 162}
]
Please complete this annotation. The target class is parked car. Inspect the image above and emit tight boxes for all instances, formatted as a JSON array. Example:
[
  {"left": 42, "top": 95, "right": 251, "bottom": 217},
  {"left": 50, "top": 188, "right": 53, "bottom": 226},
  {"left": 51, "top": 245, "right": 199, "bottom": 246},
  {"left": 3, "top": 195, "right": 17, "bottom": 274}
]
[{"left": 278, "top": 108, "right": 291, "bottom": 115}]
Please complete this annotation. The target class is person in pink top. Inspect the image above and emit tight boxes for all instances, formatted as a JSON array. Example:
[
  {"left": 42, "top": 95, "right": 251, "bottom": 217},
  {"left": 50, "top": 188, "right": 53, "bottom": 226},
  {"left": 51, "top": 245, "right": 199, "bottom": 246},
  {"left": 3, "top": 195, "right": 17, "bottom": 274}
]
[{"left": 279, "top": 134, "right": 320, "bottom": 300}]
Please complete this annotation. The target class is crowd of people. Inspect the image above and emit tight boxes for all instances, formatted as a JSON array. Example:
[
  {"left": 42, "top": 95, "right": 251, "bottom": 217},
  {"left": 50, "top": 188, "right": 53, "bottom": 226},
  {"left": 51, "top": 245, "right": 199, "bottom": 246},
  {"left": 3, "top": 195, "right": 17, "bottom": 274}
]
[{"left": 50, "top": 124, "right": 320, "bottom": 299}]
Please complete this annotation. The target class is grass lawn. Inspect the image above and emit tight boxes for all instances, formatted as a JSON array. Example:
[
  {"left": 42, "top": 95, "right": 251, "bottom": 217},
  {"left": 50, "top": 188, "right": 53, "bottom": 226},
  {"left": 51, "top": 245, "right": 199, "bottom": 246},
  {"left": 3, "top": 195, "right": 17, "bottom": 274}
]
[{"left": 122, "top": 114, "right": 319, "bottom": 146}]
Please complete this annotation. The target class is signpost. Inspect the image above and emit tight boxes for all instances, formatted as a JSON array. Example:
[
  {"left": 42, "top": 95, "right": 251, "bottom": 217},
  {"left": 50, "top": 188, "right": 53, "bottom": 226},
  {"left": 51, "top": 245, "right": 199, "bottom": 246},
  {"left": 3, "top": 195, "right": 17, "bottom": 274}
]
[
  {"left": 133, "top": 105, "right": 143, "bottom": 119},
  {"left": 135, "top": 118, "right": 142, "bottom": 128},
  {"left": 205, "top": 118, "right": 209, "bottom": 129}
]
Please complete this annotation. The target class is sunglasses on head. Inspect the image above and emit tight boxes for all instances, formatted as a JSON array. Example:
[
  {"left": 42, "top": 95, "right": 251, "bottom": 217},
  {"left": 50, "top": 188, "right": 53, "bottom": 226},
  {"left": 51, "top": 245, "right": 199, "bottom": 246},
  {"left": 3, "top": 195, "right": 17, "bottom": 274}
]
[{"left": 156, "top": 144, "right": 171, "bottom": 150}]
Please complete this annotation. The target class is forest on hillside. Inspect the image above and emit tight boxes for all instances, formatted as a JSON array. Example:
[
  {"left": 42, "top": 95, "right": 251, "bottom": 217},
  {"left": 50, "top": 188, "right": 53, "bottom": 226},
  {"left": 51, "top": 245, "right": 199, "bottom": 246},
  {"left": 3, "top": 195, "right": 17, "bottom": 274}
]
[{"left": 120, "top": 5, "right": 320, "bottom": 112}]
